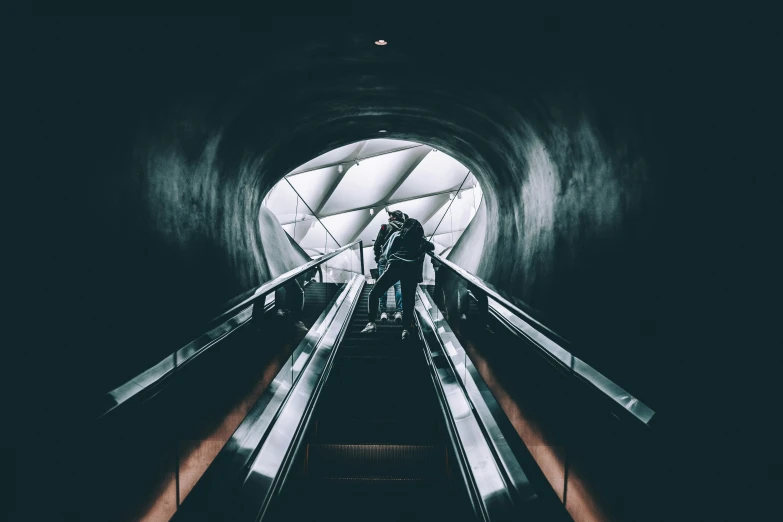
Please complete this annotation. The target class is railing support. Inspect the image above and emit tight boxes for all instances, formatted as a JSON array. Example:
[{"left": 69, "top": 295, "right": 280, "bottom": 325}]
[{"left": 359, "top": 240, "right": 364, "bottom": 277}]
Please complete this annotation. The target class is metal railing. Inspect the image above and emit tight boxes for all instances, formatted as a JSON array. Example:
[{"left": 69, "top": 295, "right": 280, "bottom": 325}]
[
  {"left": 99, "top": 239, "right": 364, "bottom": 419},
  {"left": 425, "top": 251, "right": 654, "bottom": 426},
  {"left": 427, "top": 252, "right": 567, "bottom": 346}
]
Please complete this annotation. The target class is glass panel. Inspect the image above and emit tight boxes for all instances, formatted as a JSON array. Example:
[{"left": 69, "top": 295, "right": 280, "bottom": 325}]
[
  {"left": 319, "top": 209, "right": 371, "bottom": 246},
  {"left": 320, "top": 147, "right": 426, "bottom": 215},
  {"left": 264, "top": 181, "right": 300, "bottom": 225},
  {"left": 355, "top": 209, "right": 391, "bottom": 247},
  {"left": 390, "top": 150, "right": 469, "bottom": 201},
  {"left": 287, "top": 165, "right": 342, "bottom": 212},
  {"left": 422, "top": 198, "right": 452, "bottom": 236},
  {"left": 299, "top": 219, "right": 329, "bottom": 256},
  {"left": 361, "top": 246, "right": 375, "bottom": 278}
]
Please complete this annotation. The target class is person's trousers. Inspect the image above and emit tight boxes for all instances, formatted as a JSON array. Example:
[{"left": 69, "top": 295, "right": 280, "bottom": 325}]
[
  {"left": 458, "top": 282, "right": 488, "bottom": 323},
  {"left": 275, "top": 279, "right": 305, "bottom": 319},
  {"left": 368, "top": 260, "right": 418, "bottom": 328},
  {"left": 377, "top": 256, "right": 402, "bottom": 314}
]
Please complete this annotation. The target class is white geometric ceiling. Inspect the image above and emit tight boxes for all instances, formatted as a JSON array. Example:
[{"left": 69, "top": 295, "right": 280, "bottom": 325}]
[{"left": 263, "top": 139, "right": 483, "bottom": 264}]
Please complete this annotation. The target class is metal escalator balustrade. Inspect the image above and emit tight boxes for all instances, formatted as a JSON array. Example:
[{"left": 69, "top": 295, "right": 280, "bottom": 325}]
[
  {"left": 424, "top": 251, "right": 659, "bottom": 522},
  {"left": 426, "top": 251, "right": 654, "bottom": 426},
  {"left": 263, "top": 283, "right": 474, "bottom": 522},
  {"left": 175, "top": 261, "right": 576, "bottom": 522},
  {"left": 88, "top": 241, "right": 365, "bottom": 522},
  {"left": 99, "top": 239, "right": 365, "bottom": 420}
]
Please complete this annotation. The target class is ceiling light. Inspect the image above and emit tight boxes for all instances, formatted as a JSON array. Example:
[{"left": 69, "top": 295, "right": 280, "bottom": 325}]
[
  {"left": 337, "top": 164, "right": 343, "bottom": 173},
  {"left": 369, "top": 208, "right": 374, "bottom": 215},
  {"left": 378, "top": 130, "right": 387, "bottom": 133},
  {"left": 374, "top": 39, "right": 388, "bottom": 46}
]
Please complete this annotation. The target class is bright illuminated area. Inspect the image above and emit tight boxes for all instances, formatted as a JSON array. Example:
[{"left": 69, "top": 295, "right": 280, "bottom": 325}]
[{"left": 263, "top": 139, "right": 483, "bottom": 273}]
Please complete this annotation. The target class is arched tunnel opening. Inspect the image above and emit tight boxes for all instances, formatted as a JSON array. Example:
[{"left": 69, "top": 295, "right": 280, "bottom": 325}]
[{"left": 7, "top": 13, "right": 780, "bottom": 522}]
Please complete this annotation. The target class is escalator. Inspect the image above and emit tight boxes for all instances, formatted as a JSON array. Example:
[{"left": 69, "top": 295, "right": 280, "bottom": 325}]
[{"left": 264, "top": 284, "right": 474, "bottom": 522}]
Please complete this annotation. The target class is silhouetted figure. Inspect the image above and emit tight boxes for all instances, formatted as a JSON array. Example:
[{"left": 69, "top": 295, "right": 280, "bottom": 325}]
[
  {"left": 362, "top": 217, "right": 435, "bottom": 340},
  {"left": 275, "top": 278, "right": 307, "bottom": 333},
  {"left": 373, "top": 210, "right": 406, "bottom": 323}
]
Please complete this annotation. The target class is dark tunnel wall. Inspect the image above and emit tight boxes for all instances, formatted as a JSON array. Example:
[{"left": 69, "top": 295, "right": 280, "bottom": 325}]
[{"left": 7, "top": 14, "right": 781, "bottom": 520}]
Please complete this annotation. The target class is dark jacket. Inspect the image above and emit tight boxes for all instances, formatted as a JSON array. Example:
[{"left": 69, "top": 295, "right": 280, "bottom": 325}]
[
  {"left": 388, "top": 218, "right": 435, "bottom": 281},
  {"left": 373, "top": 224, "right": 392, "bottom": 262}
]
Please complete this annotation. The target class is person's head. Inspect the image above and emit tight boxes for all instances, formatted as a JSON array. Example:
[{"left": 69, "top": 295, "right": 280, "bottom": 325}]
[{"left": 387, "top": 210, "right": 406, "bottom": 223}]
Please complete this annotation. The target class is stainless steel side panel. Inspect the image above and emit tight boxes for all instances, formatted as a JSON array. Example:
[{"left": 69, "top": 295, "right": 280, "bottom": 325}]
[
  {"left": 415, "top": 286, "right": 517, "bottom": 521},
  {"left": 237, "top": 275, "right": 364, "bottom": 521}
]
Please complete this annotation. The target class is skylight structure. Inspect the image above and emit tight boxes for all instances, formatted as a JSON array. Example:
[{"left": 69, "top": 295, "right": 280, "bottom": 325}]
[{"left": 263, "top": 139, "right": 483, "bottom": 276}]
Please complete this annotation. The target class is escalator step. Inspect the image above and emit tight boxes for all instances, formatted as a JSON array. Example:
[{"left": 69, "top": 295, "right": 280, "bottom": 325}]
[
  {"left": 311, "top": 417, "right": 440, "bottom": 444},
  {"left": 306, "top": 443, "right": 447, "bottom": 479}
]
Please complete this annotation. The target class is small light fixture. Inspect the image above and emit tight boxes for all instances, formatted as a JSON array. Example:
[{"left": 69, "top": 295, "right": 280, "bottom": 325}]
[
  {"left": 374, "top": 39, "right": 388, "bottom": 46},
  {"left": 337, "top": 164, "right": 343, "bottom": 173},
  {"left": 369, "top": 208, "right": 374, "bottom": 215},
  {"left": 378, "top": 130, "right": 387, "bottom": 133},
  {"left": 449, "top": 193, "right": 455, "bottom": 200}
]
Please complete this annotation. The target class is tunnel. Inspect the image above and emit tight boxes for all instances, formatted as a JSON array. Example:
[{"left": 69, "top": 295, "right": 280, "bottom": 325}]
[{"left": 7, "top": 13, "right": 780, "bottom": 522}]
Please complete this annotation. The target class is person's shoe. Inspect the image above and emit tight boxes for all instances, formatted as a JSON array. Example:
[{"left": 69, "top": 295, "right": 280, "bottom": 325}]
[
  {"left": 293, "top": 321, "right": 308, "bottom": 334},
  {"left": 401, "top": 329, "right": 411, "bottom": 341},
  {"left": 361, "top": 322, "right": 377, "bottom": 333},
  {"left": 380, "top": 312, "right": 389, "bottom": 323},
  {"left": 394, "top": 312, "right": 403, "bottom": 324}
]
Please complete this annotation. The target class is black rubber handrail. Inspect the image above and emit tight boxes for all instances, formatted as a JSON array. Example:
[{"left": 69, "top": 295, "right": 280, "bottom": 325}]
[
  {"left": 427, "top": 251, "right": 655, "bottom": 426},
  {"left": 98, "top": 240, "right": 364, "bottom": 419},
  {"left": 205, "top": 239, "right": 364, "bottom": 332},
  {"left": 427, "top": 252, "right": 569, "bottom": 347}
]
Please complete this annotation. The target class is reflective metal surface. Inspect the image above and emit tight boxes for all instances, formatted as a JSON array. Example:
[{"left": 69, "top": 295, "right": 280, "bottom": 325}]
[
  {"left": 417, "top": 288, "right": 538, "bottom": 504},
  {"left": 99, "top": 240, "right": 362, "bottom": 419},
  {"left": 237, "top": 275, "right": 364, "bottom": 521},
  {"left": 489, "top": 297, "right": 655, "bottom": 425},
  {"left": 172, "top": 275, "right": 364, "bottom": 521},
  {"left": 101, "top": 306, "right": 255, "bottom": 418},
  {"left": 415, "top": 287, "right": 517, "bottom": 521},
  {"left": 428, "top": 252, "right": 567, "bottom": 346},
  {"left": 211, "top": 239, "right": 363, "bottom": 328},
  {"left": 429, "top": 251, "right": 655, "bottom": 426}
]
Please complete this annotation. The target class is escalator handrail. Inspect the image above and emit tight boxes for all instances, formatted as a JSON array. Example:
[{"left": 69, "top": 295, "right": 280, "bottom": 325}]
[
  {"left": 427, "top": 252, "right": 568, "bottom": 347},
  {"left": 427, "top": 251, "right": 655, "bottom": 426},
  {"left": 98, "top": 239, "right": 363, "bottom": 419},
  {"left": 206, "top": 239, "right": 364, "bottom": 332}
]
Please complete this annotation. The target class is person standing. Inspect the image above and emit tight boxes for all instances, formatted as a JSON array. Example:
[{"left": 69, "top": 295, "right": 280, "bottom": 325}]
[
  {"left": 373, "top": 210, "right": 405, "bottom": 323},
  {"left": 362, "top": 217, "right": 435, "bottom": 340}
]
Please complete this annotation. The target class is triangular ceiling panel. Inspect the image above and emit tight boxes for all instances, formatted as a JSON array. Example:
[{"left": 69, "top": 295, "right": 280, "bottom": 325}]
[
  {"left": 390, "top": 150, "right": 470, "bottom": 201},
  {"left": 264, "top": 140, "right": 482, "bottom": 269},
  {"left": 319, "top": 147, "right": 426, "bottom": 216},
  {"left": 287, "top": 165, "right": 342, "bottom": 214}
]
